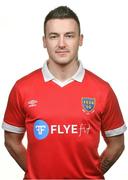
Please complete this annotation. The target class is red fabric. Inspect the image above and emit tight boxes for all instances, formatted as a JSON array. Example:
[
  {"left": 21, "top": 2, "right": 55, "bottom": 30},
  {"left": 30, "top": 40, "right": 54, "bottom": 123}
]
[{"left": 4, "top": 69, "right": 125, "bottom": 179}]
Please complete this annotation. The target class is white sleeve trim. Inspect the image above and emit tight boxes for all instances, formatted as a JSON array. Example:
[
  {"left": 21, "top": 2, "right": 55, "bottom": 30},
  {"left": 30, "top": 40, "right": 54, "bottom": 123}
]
[
  {"left": 105, "top": 124, "right": 127, "bottom": 137},
  {"left": 2, "top": 122, "right": 25, "bottom": 134}
]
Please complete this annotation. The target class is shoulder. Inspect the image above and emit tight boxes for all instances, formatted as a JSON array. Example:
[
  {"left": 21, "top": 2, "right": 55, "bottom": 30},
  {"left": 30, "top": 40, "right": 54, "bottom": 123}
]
[
  {"left": 85, "top": 69, "right": 107, "bottom": 83},
  {"left": 85, "top": 69, "right": 111, "bottom": 92},
  {"left": 13, "top": 68, "right": 42, "bottom": 92}
]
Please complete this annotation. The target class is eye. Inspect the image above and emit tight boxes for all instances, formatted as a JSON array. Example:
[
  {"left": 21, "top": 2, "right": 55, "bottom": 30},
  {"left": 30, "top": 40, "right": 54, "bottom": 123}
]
[
  {"left": 49, "top": 35, "right": 58, "bottom": 39},
  {"left": 65, "top": 34, "right": 74, "bottom": 38}
]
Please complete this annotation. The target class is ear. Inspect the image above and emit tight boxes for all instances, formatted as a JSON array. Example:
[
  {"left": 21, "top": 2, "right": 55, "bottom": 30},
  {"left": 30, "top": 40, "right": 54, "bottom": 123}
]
[
  {"left": 79, "top": 34, "right": 84, "bottom": 46},
  {"left": 42, "top": 36, "right": 47, "bottom": 48}
]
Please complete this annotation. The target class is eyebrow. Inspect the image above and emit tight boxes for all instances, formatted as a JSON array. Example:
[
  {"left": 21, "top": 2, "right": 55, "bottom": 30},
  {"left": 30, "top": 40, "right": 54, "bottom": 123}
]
[
  {"left": 65, "top": 32, "right": 76, "bottom": 35},
  {"left": 48, "top": 32, "right": 59, "bottom": 36},
  {"left": 48, "top": 32, "right": 76, "bottom": 36}
]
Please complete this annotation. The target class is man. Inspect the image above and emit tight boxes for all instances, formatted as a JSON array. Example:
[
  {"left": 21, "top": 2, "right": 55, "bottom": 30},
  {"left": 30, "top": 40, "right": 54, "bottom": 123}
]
[{"left": 2, "top": 6, "right": 127, "bottom": 179}]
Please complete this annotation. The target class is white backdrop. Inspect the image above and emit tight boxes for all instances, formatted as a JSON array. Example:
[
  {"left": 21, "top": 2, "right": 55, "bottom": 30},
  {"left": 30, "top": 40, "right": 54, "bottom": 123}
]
[{"left": 0, "top": 0, "right": 127, "bottom": 179}]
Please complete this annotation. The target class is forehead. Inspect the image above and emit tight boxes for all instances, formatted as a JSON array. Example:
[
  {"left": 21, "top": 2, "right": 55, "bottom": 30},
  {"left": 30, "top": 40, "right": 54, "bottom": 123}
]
[{"left": 45, "top": 19, "right": 79, "bottom": 34}]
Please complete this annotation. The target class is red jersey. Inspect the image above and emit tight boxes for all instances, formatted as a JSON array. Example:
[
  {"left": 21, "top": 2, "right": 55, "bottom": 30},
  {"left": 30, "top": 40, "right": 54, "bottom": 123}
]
[{"left": 2, "top": 62, "right": 126, "bottom": 179}]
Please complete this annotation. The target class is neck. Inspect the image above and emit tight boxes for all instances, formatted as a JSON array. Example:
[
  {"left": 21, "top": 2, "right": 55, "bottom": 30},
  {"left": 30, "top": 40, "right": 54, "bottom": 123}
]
[{"left": 47, "top": 59, "right": 79, "bottom": 82}]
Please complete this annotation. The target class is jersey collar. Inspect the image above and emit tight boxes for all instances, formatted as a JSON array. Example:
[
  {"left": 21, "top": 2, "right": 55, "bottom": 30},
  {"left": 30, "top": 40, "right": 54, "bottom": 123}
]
[{"left": 42, "top": 60, "right": 85, "bottom": 84}]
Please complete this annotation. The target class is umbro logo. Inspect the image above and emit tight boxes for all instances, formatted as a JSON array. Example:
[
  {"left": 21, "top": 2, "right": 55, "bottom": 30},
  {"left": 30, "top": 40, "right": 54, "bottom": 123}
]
[{"left": 28, "top": 99, "right": 38, "bottom": 107}]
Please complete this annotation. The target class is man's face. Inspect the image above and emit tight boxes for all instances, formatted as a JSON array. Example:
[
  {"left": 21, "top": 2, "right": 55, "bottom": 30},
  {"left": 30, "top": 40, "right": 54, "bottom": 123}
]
[{"left": 43, "top": 19, "right": 83, "bottom": 65}]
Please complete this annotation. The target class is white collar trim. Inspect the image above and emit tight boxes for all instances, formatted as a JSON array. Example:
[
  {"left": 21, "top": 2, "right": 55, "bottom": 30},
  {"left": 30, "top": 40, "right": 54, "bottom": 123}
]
[{"left": 42, "top": 60, "right": 85, "bottom": 87}]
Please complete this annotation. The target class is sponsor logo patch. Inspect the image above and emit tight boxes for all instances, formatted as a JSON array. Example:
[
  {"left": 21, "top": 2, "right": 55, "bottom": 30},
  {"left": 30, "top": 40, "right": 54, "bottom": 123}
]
[
  {"left": 33, "top": 120, "right": 91, "bottom": 140},
  {"left": 34, "top": 120, "right": 49, "bottom": 140}
]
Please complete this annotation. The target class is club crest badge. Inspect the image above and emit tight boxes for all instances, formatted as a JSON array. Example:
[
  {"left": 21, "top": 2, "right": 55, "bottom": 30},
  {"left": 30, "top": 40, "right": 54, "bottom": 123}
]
[{"left": 82, "top": 97, "right": 95, "bottom": 112}]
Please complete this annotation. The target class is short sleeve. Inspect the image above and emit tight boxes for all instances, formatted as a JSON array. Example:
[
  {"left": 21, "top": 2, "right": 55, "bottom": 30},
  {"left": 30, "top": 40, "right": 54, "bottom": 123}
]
[
  {"left": 2, "top": 83, "right": 26, "bottom": 133},
  {"left": 101, "top": 85, "right": 127, "bottom": 138}
]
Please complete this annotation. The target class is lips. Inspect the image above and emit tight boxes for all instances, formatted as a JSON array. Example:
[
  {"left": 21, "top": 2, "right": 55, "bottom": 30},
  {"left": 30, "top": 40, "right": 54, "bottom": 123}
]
[
  {"left": 56, "top": 50, "right": 69, "bottom": 53},
  {"left": 55, "top": 50, "right": 70, "bottom": 54}
]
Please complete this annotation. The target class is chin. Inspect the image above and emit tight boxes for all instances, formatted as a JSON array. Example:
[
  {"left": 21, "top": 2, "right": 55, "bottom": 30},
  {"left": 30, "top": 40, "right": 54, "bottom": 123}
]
[{"left": 54, "top": 59, "right": 73, "bottom": 65}]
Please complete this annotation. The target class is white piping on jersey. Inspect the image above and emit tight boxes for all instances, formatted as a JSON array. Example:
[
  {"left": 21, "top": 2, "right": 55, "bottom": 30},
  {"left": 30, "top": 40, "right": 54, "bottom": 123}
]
[
  {"left": 105, "top": 124, "right": 127, "bottom": 137},
  {"left": 42, "top": 60, "right": 85, "bottom": 87},
  {"left": 2, "top": 122, "right": 25, "bottom": 134}
]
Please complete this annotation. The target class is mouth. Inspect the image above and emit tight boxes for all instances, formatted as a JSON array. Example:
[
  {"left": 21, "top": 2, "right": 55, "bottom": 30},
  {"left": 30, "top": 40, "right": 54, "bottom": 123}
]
[{"left": 55, "top": 50, "right": 70, "bottom": 56}]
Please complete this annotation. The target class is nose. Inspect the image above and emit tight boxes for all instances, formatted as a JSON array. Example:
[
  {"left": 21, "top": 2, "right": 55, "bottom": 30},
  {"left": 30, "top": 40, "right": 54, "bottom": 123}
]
[{"left": 58, "top": 36, "right": 66, "bottom": 49}]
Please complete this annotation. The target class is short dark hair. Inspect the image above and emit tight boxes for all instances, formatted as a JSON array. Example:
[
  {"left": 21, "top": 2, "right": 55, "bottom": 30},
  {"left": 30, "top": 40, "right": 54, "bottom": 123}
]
[{"left": 44, "top": 6, "right": 81, "bottom": 35}]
